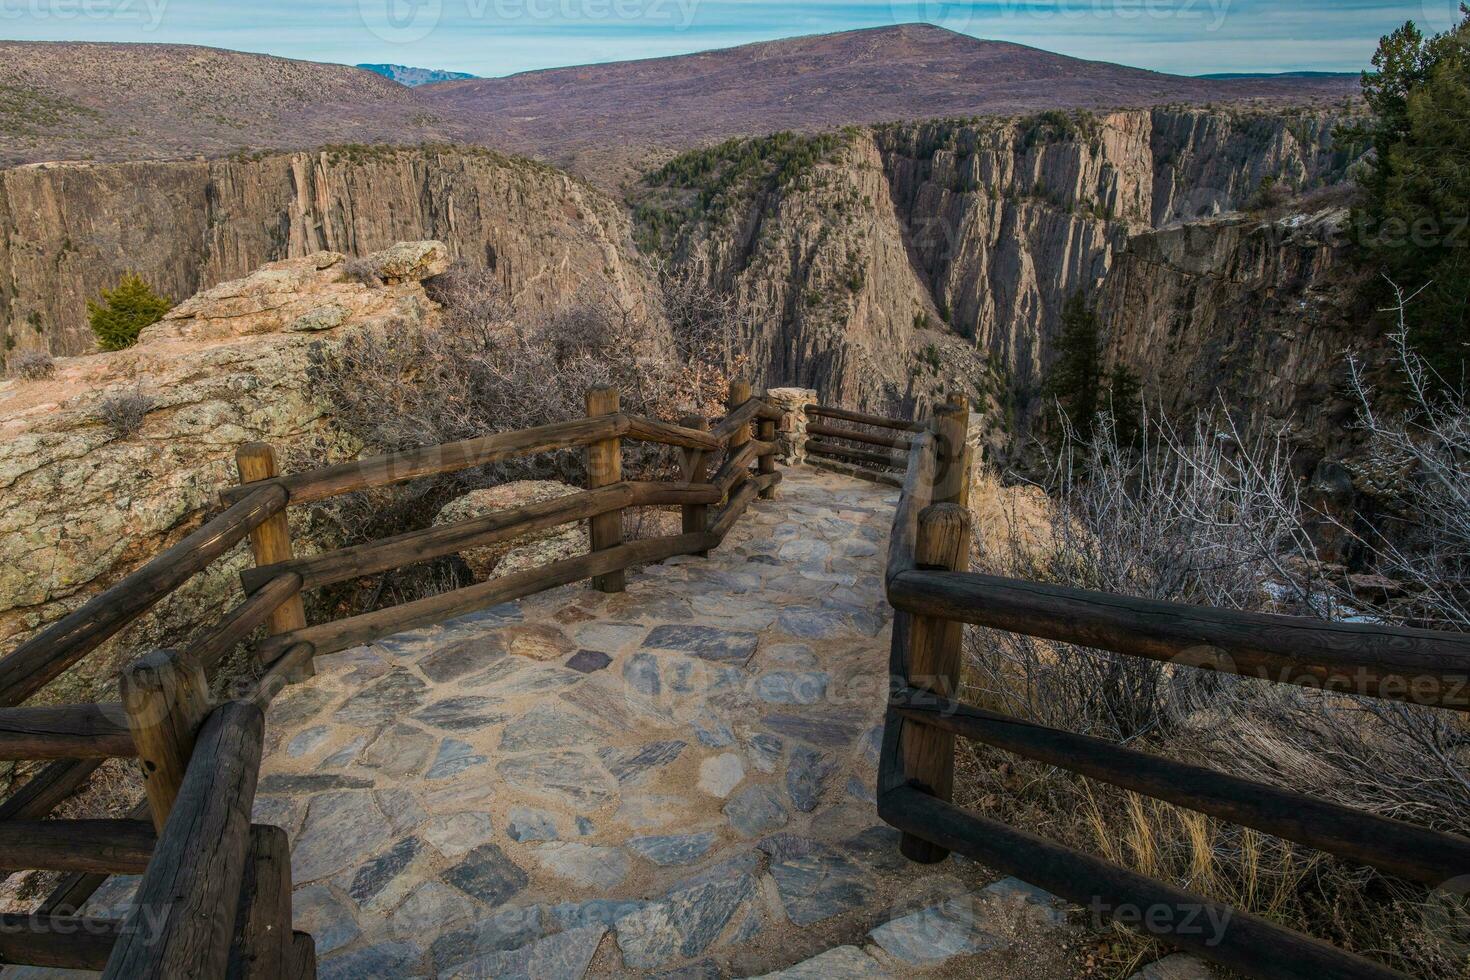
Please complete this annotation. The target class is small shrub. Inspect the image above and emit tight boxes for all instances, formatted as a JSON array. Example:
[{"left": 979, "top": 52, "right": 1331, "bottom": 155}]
[
  {"left": 341, "top": 257, "right": 382, "bottom": 288},
  {"left": 9, "top": 349, "right": 54, "bottom": 381},
  {"left": 87, "top": 275, "right": 173, "bottom": 352},
  {"left": 95, "top": 387, "right": 154, "bottom": 439}
]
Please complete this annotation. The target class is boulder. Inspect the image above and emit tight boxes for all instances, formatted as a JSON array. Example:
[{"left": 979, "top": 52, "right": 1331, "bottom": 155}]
[
  {"left": 434, "top": 481, "right": 588, "bottom": 581},
  {"left": 364, "top": 241, "right": 451, "bottom": 284}
]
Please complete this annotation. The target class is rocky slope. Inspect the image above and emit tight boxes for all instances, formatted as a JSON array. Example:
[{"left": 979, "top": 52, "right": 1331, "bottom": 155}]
[
  {"left": 637, "top": 106, "right": 1358, "bottom": 419},
  {"left": 0, "top": 244, "right": 450, "bottom": 721},
  {"left": 1, "top": 145, "right": 647, "bottom": 357}
]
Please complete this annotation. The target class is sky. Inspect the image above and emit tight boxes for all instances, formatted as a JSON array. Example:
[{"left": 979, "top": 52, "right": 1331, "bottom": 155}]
[{"left": 0, "top": 0, "right": 1463, "bottom": 77}]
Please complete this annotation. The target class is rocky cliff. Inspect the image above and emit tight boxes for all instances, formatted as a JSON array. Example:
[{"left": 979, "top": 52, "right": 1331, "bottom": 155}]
[
  {"left": 0, "top": 243, "right": 447, "bottom": 719},
  {"left": 0, "top": 146, "right": 647, "bottom": 358},
  {"left": 637, "top": 106, "right": 1357, "bottom": 419}
]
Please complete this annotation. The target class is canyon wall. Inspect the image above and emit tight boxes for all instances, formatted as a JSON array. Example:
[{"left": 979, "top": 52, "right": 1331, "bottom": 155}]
[{"left": 0, "top": 146, "right": 647, "bottom": 358}]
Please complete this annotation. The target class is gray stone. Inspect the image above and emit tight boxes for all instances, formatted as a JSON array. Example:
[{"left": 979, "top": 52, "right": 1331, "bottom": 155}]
[
  {"left": 318, "top": 735, "right": 368, "bottom": 768},
  {"left": 615, "top": 872, "right": 756, "bottom": 968},
  {"left": 763, "top": 643, "right": 818, "bottom": 668},
  {"left": 697, "top": 753, "right": 745, "bottom": 798},
  {"left": 566, "top": 649, "right": 612, "bottom": 674},
  {"left": 349, "top": 836, "right": 422, "bottom": 904},
  {"left": 642, "top": 625, "right": 759, "bottom": 664},
  {"left": 455, "top": 923, "right": 605, "bottom": 980},
  {"left": 413, "top": 696, "right": 507, "bottom": 731},
  {"left": 599, "top": 740, "right": 687, "bottom": 784},
  {"left": 534, "top": 842, "right": 630, "bottom": 889},
  {"left": 769, "top": 851, "right": 873, "bottom": 926},
  {"left": 724, "top": 785, "right": 789, "bottom": 837},
  {"left": 982, "top": 876, "right": 1068, "bottom": 926},
  {"left": 746, "top": 733, "right": 784, "bottom": 773},
  {"left": 258, "top": 773, "right": 374, "bottom": 794},
  {"left": 426, "top": 737, "right": 487, "bottom": 779},
  {"left": 360, "top": 723, "right": 436, "bottom": 777},
  {"left": 762, "top": 711, "right": 864, "bottom": 748},
  {"left": 785, "top": 746, "right": 836, "bottom": 812},
  {"left": 421, "top": 812, "right": 494, "bottom": 858},
  {"left": 576, "top": 816, "right": 595, "bottom": 836},
  {"left": 319, "top": 941, "right": 423, "bottom": 980},
  {"left": 270, "top": 687, "right": 331, "bottom": 729},
  {"left": 1128, "top": 954, "right": 1216, "bottom": 980},
  {"left": 294, "top": 791, "right": 392, "bottom": 883},
  {"left": 839, "top": 825, "right": 906, "bottom": 872},
  {"left": 576, "top": 621, "right": 648, "bottom": 652},
  {"left": 846, "top": 776, "right": 877, "bottom": 804},
  {"left": 755, "top": 833, "right": 821, "bottom": 864},
  {"left": 622, "top": 652, "right": 661, "bottom": 696},
  {"left": 777, "top": 539, "right": 831, "bottom": 563},
  {"left": 443, "top": 843, "right": 529, "bottom": 906},
  {"left": 653, "top": 959, "right": 722, "bottom": 980},
  {"left": 291, "top": 884, "right": 359, "bottom": 955},
  {"left": 418, "top": 638, "right": 504, "bottom": 682},
  {"left": 747, "top": 945, "right": 890, "bottom": 979},
  {"left": 551, "top": 899, "right": 648, "bottom": 931},
  {"left": 430, "top": 905, "right": 548, "bottom": 973},
  {"left": 506, "top": 805, "right": 560, "bottom": 842},
  {"left": 869, "top": 898, "right": 1006, "bottom": 964},
  {"left": 755, "top": 671, "right": 830, "bottom": 705},
  {"left": 389, "top": 880, "right": 480, "bottom": 939},
  {"left": 376, "top": 789, "right": 428, "bottom": 836},
  {"left": 332, "top": 670, "right": 428, "bottom": 727},
  {"left": 691, "top": 712, "right": 735, "bottom": 748},
  {"left": 498, "top": 752, "right": 619, "bottom": 809},
  {"left": 251, "top": 795, "right": 301, "bottom": 834},
  {"left": 500, "top": 704, "right": 603, "bottom": 752},
  {"left": 286, "top": 725, "right": 331, "bottom": 757},
  {"left": 627, "top": 832, "right": 717, "bottom": 866},
  {"left": 776, "top": 607, "right": 851, "bottom": 640}
]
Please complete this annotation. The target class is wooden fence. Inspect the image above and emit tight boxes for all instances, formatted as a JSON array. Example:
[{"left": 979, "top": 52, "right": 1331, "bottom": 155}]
[
  {"left": 873, "top": 401, "right": 1470, "bottom": 980},
  {"left": 0, "top": 382, "right": 781, "bottom": 976}
]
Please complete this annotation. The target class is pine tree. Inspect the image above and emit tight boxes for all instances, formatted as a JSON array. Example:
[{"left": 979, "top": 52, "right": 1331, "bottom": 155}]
[
  {"left": 88, "top": 274, "right": 173, "bottom": 352},
  {"left": 1106, "top": 364, "right": 1143, "bottom": 449},
  {"left": 1044, "top": 291, "right": 1104, "bottom": 434},
  {"left": 1342, "top": 6, "right": 1470, "bottom": 380}
]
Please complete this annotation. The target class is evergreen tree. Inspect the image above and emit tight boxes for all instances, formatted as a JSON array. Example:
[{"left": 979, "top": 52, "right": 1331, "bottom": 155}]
[
  {"left": 1341, "top": 6, "right": 1470, "bottom": 380},
  {"left": 1106, "top": 364, "right": 1143, "bottom": 449},
  {"left": 1045, "top": 291, "right": 1104, "bottom": 434},
  {"left": 88, "top": 274, "right": 173, "bottom": 351}
]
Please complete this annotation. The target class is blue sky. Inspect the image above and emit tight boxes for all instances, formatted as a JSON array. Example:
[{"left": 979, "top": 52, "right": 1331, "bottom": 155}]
[{"left": 0, "top": 0, "right": 1462, "bottom": 76}]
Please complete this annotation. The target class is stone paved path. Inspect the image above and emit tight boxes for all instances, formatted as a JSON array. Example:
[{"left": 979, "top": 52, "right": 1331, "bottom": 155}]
[{"left": 33, "top": 467, "right": 1093, "bottom": 980}]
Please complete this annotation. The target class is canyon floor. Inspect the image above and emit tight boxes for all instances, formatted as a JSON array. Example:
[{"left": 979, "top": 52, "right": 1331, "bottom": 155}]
[{"left": 57, "top": 467, "right": 1083, "bottom": 979}]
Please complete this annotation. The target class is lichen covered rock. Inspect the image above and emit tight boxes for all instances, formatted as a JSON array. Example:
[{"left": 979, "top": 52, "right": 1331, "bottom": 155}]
[{"left": 433, "top": 481, "right": 588, "bottom": 581}]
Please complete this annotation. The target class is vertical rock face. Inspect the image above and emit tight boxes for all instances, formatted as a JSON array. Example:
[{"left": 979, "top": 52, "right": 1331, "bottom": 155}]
[
  {"left": 1, "top": 147, "right": 647, "bottom": 358},
  {"left": 1099, "top": 208, "right": 1368, "bottom": 455}
]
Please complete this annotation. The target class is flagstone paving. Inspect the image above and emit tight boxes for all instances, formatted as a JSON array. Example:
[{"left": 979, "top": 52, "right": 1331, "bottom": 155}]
[{"left": 223, "top": 466, "right": 1109, "bottom": 978}]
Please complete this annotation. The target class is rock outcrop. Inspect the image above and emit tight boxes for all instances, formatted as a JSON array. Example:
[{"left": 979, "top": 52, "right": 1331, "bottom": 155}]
[
  {"left": 0, "top": 243, "right": 446, "bottom": 715},
  {"left": 433, "top": 481, "right": 588, "bottom": 581}
]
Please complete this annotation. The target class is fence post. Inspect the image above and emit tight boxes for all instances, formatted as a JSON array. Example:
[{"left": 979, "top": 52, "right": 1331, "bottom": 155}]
[
  {"left": 236, "top": 443, "right": 312, "bottom": 682},
  {"left": 727, "top": 379, "right": 752, "bottom": 499},
  {"left": 930, "top": 401, "right": 969, "bottom": 507},
  {"left": 680, "top": 413, "right": 712, "bottom": 557},
  {"left": 586, "top": 386, "right": 626, "bottom": 594},
  {"left": 120, "top": 648, "right": 210, "bottom": 833},
  {"left": 898, "top": 503, "right": 973, "bottom": 863},
  {"left": 757, "top": 393, "right": 778, "bottom": 500}
]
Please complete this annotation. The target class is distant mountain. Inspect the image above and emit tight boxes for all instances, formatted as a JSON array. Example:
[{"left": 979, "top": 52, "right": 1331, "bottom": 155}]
[
  {"left": 1199, "top": 71, "right": 1359, "bottom": 80},
  {"left": 423, "top": 24, "right": 1359, "bottom": 159},
  {"left": 0, "top": 27, "right": 1359, "bottom": 169},
  {"left": 358, "top": 63, "right": 477, "bottom": 87}
]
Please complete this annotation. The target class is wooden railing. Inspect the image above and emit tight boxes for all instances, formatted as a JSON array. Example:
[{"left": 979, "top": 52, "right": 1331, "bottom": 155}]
[
  {"left": 873, "top": 400, "right": 1470, "bottom": 980},
  {"left": 0, "top": 381, "right": 782, "bottom": 976},
  {"left": 802, "top": 401, "right": 932, "bottom": 486}
]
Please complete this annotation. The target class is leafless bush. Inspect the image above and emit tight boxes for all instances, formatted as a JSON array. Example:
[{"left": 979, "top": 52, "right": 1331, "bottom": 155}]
[
  {"left": 8, "top": 349, "right": 54, "bottom": 381},
  {"left": 94, "top": 387, "right": 154, "bottom": 439},
  {"left": 969, "top": 406, "right": 1318, "bottom": 741},
  {"left": 341, "top": 257, "right": 381, "bottom": 288}
]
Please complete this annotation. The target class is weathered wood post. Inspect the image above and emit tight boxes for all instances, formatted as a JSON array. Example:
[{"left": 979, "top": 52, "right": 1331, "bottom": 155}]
[
  {"left": 946, "top": 392, "right": 974, "bottom": 508},
  {"left": 757, "top": 392, "right": 778, "bottom": 499},
  {"left": 930, "top": 400, "right": 970, "bottom": 508},
  {"left": 727, "top": 379, "right": 752, "bottom": 499},
  {"left": 681, "top": 413, "right": 712, "bottom": 557},
  {"left": 898, "top": 503, "right": 973, "bottom": 863},
  {"left": 586, "top": 386, "right": 626, "bottom": 593},
  {"left": 119, "top": 648, "right": 210, "bottom": 832},
  {"left": 236, "top": 443, "right": 312, "bottom": 681},
  {"left": 228, "top": 824, "right": 294, "bottom": 979}
]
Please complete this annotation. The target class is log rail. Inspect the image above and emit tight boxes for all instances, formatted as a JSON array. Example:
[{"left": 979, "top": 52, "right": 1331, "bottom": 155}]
[
  {"left": 0, "top": 380, "right": 785, "bottom": 977},
  {"left": 874, "top": 399, "right": 1470, "bottom": 980}
]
